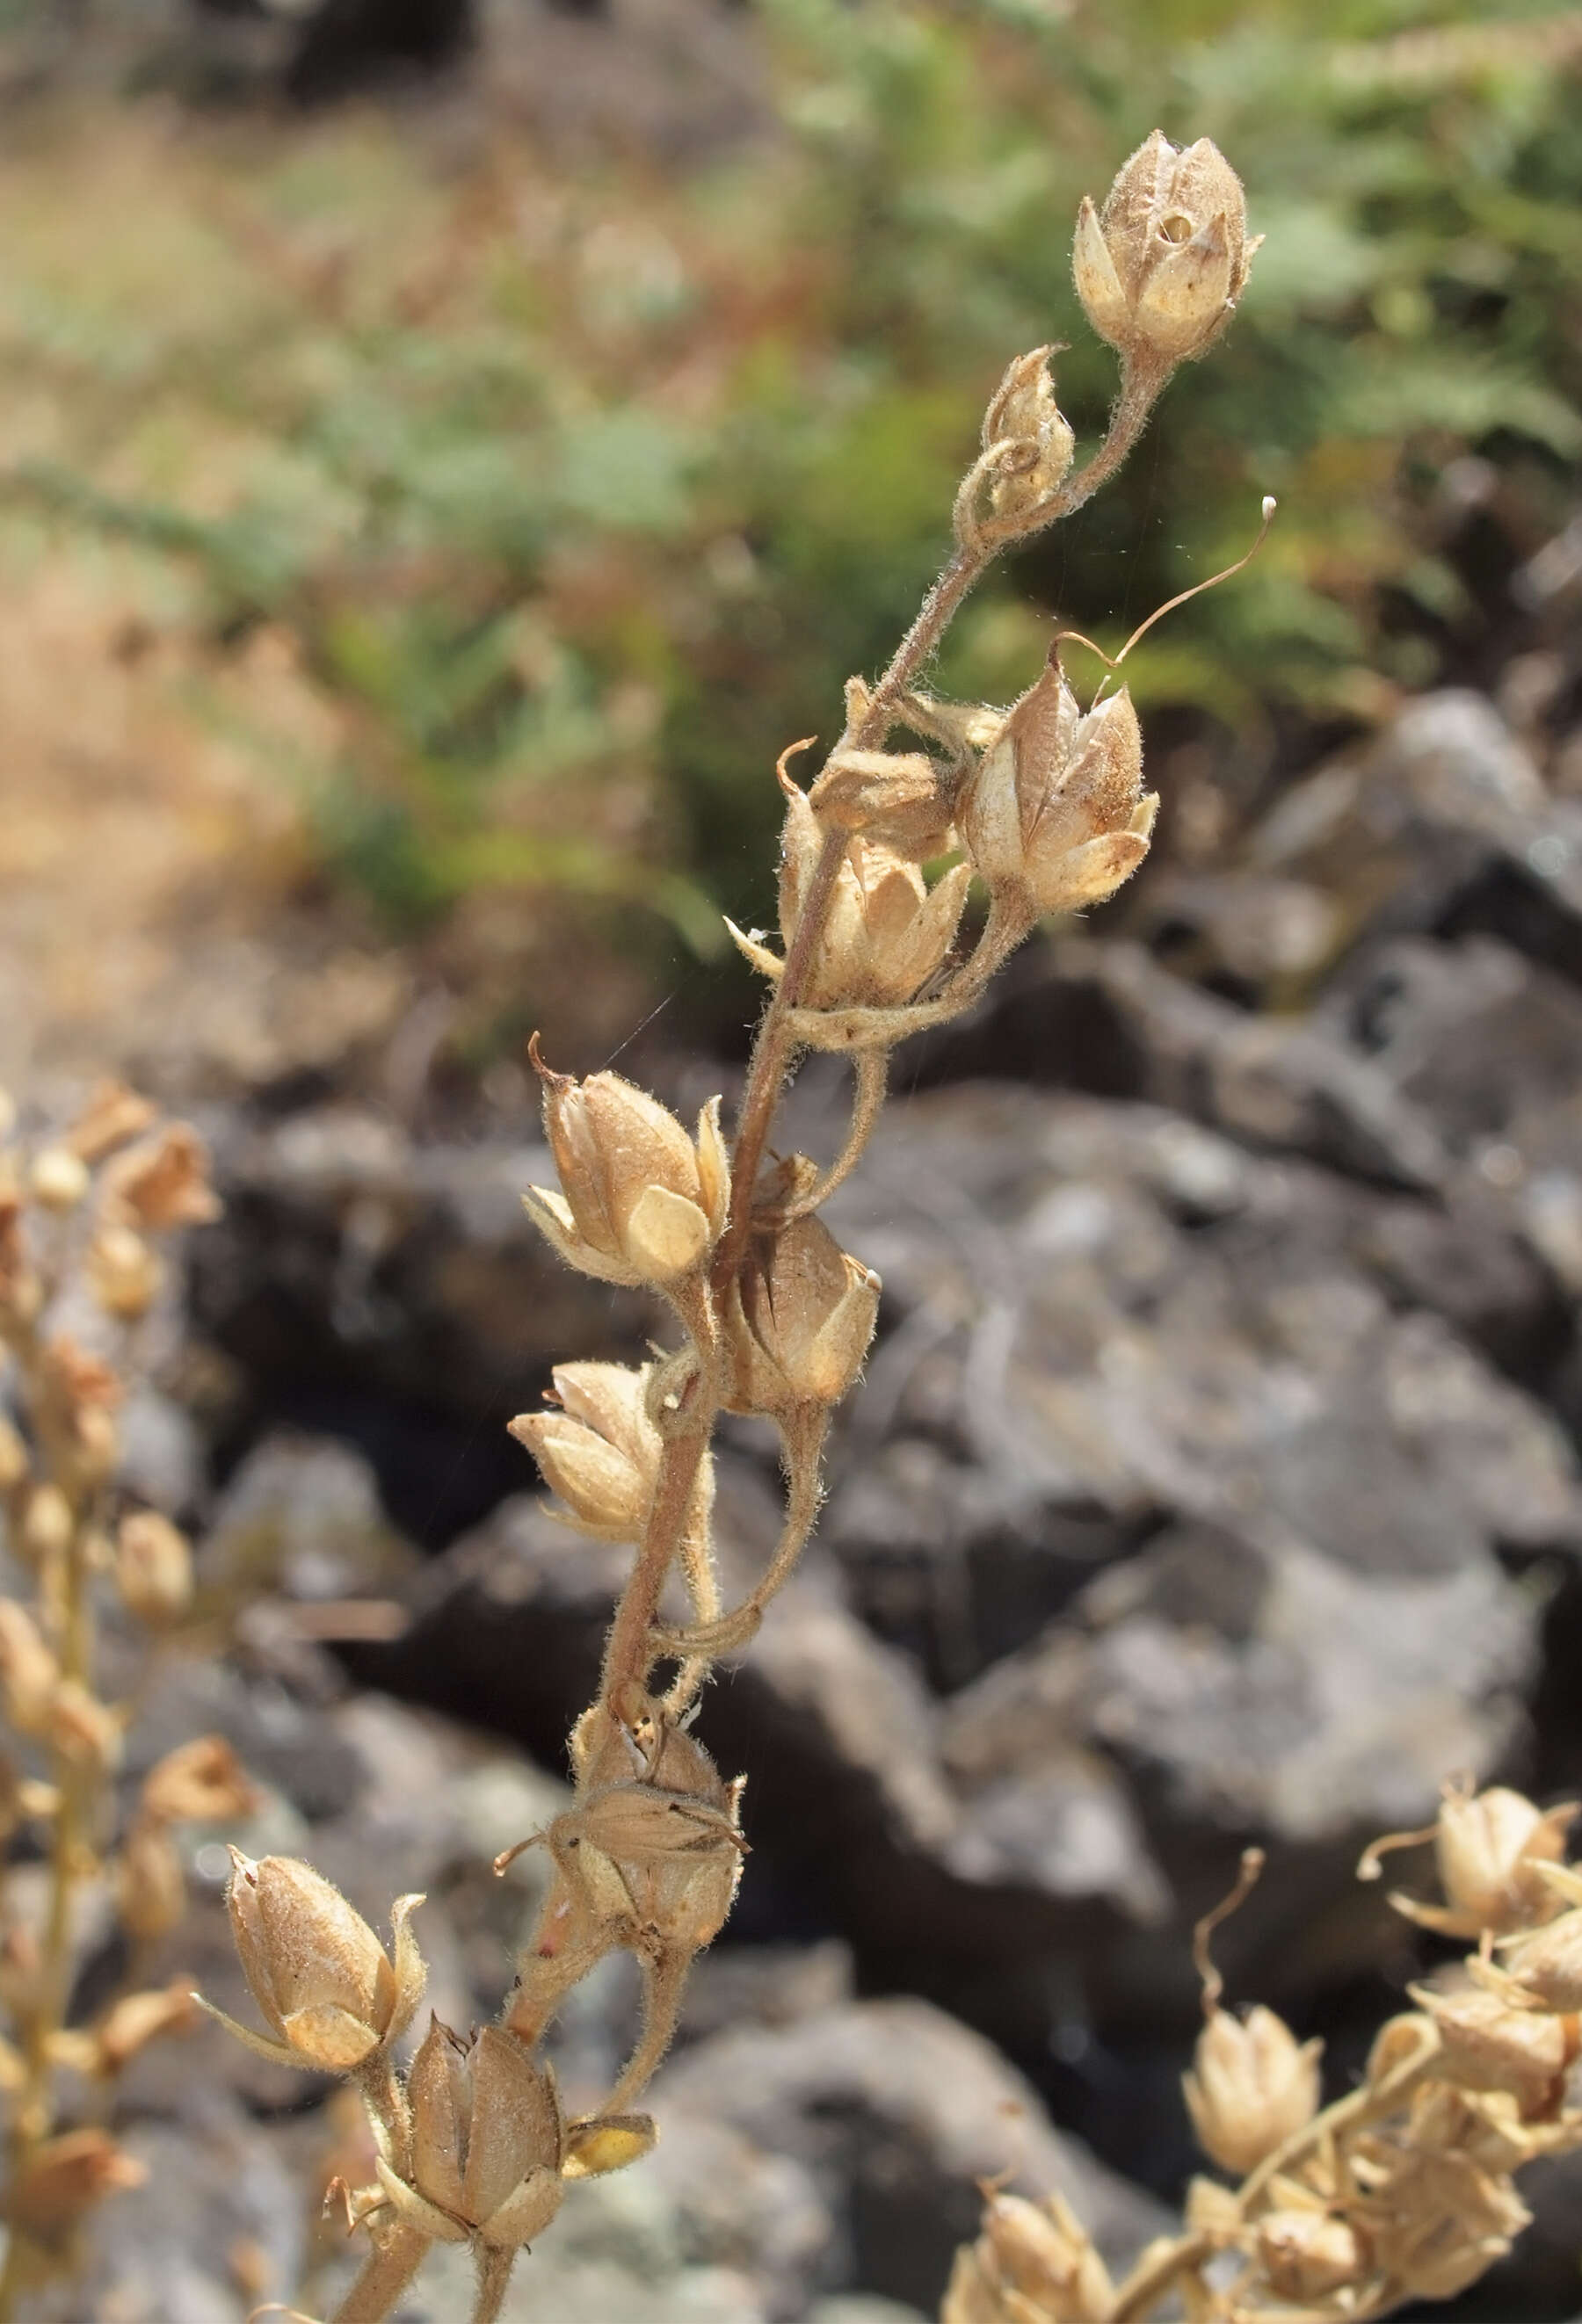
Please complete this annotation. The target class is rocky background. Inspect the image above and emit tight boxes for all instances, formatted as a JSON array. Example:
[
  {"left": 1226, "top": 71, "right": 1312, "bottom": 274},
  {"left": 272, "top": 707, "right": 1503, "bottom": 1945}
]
[{"left": 29, "top": 655, "right": 1579, "bottom": 2321}]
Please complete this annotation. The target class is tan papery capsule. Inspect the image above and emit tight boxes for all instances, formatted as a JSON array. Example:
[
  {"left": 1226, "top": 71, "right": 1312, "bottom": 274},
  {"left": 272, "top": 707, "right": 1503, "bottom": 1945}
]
[
  {"left": 47, "top": 1678, "right": 123, "bottom": 1772},
  {"left": 1183, "top": 2003, "right": 1322, "bottom": 2176},
  {"left": 1491, "top": 1902, "right": 1582, "bottom": 2013},
  {"left": 94, "top": 1980, "right": 200, "bottom": 2074},
  {"left": 115, "top": 1510, "right": 193, "bottom": 1625},
  {"left": 960, "top": 655, "right": 1156, "bottom": 917},
  {"left": 114, "top": 1816, "right": 186, "bottom": 1943},
  {"left": 980, "top": 345, "right": 1077, "bottom": 522},
  {"left": 1411, "top": 1982, "right": 1577, "bottom": 2119},
  {"left": 10, "top": 2127, "right": 146, "bottom": 2246},
  {"left": 87, "top": 1226, "right": 163, "bottom": 1322},
  {"left": 940, "top": 2243, "right": 1001, "bottom": 2324},
  {"left": 1072, "top": 132, "right": 1258, "bottom": 366},
  {"left": 509, "top": 1362, "right": 661, "bottom": 1543},
  {"left": 382, "top": 2019, "right": 566, "bottom": 2248},
  {"left": 29, "top": 1147, "right": 90, "bottom": 1213},
  {"left": 18, "top": 1482, "right": 72, "bottom": 1567},
  {"left": 1254, "top": 2210, "right": 1366, "bottom": 2303},
  {"left": 198, "top": 1852, "right": 425, "bottom": 2073},
  {"left": 524, "top": 1045, "right": 729, "bottom": 1290},
  {"left": 1438, "top": 1788, "right": 1577, "bottom": 1934},
  {"left": 67, "top": 1080, "right": 157, "bottom": 1164},
  {"left": 0, "top": 1415, "right": 29, "bottom": 1492},
  {"left": 726, "top": 1216, "right": 881, "bottom": 1419},
  {"left": 99, "top": 1123, "right": 221, "bottom": 1232},
  {"left": 807, "top": 747, "right": 956, "bottom": 858},
  {"left": 0, "top": 1599, "right": 60, "bottom": 1732},
  {"left": 140, "top": 1734, "right": 258, "bottom": 1826},
  {"left": 978, "top": 2190, "right": 1113, "bottom": 2323}
]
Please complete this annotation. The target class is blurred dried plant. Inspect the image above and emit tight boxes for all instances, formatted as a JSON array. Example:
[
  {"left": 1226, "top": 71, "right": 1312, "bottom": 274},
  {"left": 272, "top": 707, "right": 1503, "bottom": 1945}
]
[{"left": 0, "top": 1082, "right": 257, "bottom": 2319}]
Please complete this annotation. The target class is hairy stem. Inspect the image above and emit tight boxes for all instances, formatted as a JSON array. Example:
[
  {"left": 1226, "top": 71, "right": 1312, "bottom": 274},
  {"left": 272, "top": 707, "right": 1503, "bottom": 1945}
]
[
  {"left": 470, "top": 2248, "right": 517, "bottom": 2324},
  {"left": 329, "top": 2224, "right": 432, "bottom": 2324},
  {"left": 783, "top": 1053, "right": 889, "bottom": 1221}
]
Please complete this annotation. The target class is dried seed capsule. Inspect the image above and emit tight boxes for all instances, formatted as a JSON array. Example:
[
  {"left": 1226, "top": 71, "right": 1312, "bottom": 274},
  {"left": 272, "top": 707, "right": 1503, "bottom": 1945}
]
[
  {"left": 959, "top": 655, "right": 1156, "bottom": 918},
  {"left": 87, "top": 1226, "right": 163, "bottom": 1322},
  {"left": 46, "top": 1679, "right": 123, "bottom": 1772},
  {"left": 115, "top": 1510, "right": 193, "bottom": 1625},
  {"left": 18, "top": 1482, "right": 72, "bottom": 1567},
  {"left": 510, "top": 1362, "right": 662, "bottom": 1543},
  {"left": 388, "top": 2020, "right": 566, "bottom": 2249},
  {"left": 1411, "top": 1983, "right": 1577, "bottom": 2120},
  {"left": 524, "top": 1046, "right": 729, "bottom": 1290},
  {"left": 1073, "top": 132, "right": 1258, "bottom": 366},
  {"left": 139, "top": 1734, "right": 258, "bottom": 1825},
  {"left": 980, "top": 347, "right": 1077, "bottom": 523},
  {"left": 978, "top": 2190, "right": 1113, "bottom": 2324},
  {"left": 66, "top": 1081, "right": 157, "bottom": 1163},
  {"left": 725, "top": 1216, "right": 881, "bottom": 1420},
  {"left": 29, "top": 1147, "right": 90, "bottom": 1213},
  {"left": 1183, "top": 2003, "right": 1322, "bottom": 2176},
  {"left": 10, "top": 2128, "right": 145, "bottom": 2247},
  {"left": 1491, "top": 1906, "right": 1582, "bottom": 2012},
  {"left": 1436, "top": 1788, "right": 1576, "bottom": 1934},
  {"left": 114, "top": 1816, "right": 186, "bottom": 1943},
  {"left": 201, "top": 1852, "right": 425, "bottom": 2073},
  {"left": 1255, "top": 2210, "right": 1366, "bottom": 2303},
  {"left": 99, "top": 1124, "right": 221, "bottom": 1232},
  {"left": 0, "top": 1600, "right": 60, "bottom": 1732}
]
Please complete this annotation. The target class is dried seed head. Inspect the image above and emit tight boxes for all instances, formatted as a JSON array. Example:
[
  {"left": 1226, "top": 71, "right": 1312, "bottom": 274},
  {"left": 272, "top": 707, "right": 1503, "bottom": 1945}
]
[
  {"left": 212, "top": 1853, "right": 424, "bottom": 2073},
  {"left": 0, "top": 1599, "right": 60, "bottom": 1732},
  {"left": 67, "top": 1081, "right": 157, "bottom": 1164},
  {"left": 115, "top": 1510, "right": 193, "bottom": 1625},
  {"left": 18, "top": 1481, "right": 72, "bottom": 1567},
  {"left": 1183, "top": 2005, "right": 1323, "bottom": 2176},
  {"left": 1362, "top": 2148, "right": 1530, "bottom": 2301},
  {"left": 976, "top": 2190, "right": 1113, "bottom": 2324},
  {"left": 726, "top": 1216, "right": 881, "bottom": 1419},
  {"left": 1411, "top": 1983, "right": 1577, "bottom": 2119},
  {"left": 808, "top": 746, "right": 956, "bottom": 858},
  {"left": 0, "top": 1413, "right": 27, "bottom": 1491},
  {"left": 140, "top": 1734, "right": 258, "bottom": 1826},
  {"left": 510, "top": 1362, "right": 661, "bottom": 1543},
  {"left": 86, "top": 1226, "right": 163, "bottom": 1322},
  {"left": 94, "top": 1980, "right": 200, "bottom": 2074},
  {"left": 114, "top": 1817, "right": 186, "bottom": 1943},
  {"left": 959, "top": 656, "right": 1155, "bottom": 918},
  {"left": 1438, "top": 1788, "right": 1576, "bottom": 1935},
  {"left": 1491, "top": 1905, "right": 1582, "bottom": 2014},
  {"left": 29, "top": 1147, "right": 90, "bottom": 1213},
  {"left": 755, "top": 775, "right": 970, "bottom": 1015},
  {"left": 1073, "top": 132, "right": 1257, "bottom": 366},
  {"left": 99, "top": 1124, "right": 221, "bottom": 1233},
  {"left": 395, "top": 2020, "right": 565, "bottom": 2248},
  {"left": 980, "top": 347, "right": 1077, "bottom": 525},
  {"left": 525, "top": 1045, "right": 729, "bottom": 1289},
  {"left": 10, "top": 2127, "right": 146, "bottom": 2246},
  {"left": 46, "top": 1679, "right": 123, "bottom": 1772},
  {"left": 1254, "top": 2210, "right": 1367, "bottom": 2304}
]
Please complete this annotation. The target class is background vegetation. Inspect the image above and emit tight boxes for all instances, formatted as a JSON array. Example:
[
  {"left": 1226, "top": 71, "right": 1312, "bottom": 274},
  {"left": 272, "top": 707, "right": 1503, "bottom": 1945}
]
[{"left": 1, "top": 0, "right": 1578, "bottom": 1053}]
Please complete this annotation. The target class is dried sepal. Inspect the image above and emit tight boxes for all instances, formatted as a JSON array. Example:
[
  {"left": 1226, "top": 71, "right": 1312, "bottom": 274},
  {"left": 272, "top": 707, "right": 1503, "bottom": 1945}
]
[
  {"left": 9, "top": 2127, "right": 146, "bottom": 2248},
  {"left": 199, "top": 1852, "right": 425, "bottom": 2074},
  {"left": 808, "top": 746, "right": 956, "bottom": 858},
  {"left": 510, "top": 1362, "right": 663, "bottom": 1544},
  {"left": 1073, "top": 132, "right": 1259, "bottom": 366},
  {"left": 525, "top": 1043, "right": 728, "bottom": 1290},
  {"left": 773, "top": 769, "right": 971, "bottom": 1017},
  {"left": 98, "top": 1123, "right": 221, "bottom": 1232},
  {"left": 139, "top": 1734, "right": 258, "bottom": 1825},
  {"left": 1253, "top": 2209, "right": 1367, "bottom": 2304},
  {"left": 954, "top": 347, "right": 1078, "bottom": 550}
]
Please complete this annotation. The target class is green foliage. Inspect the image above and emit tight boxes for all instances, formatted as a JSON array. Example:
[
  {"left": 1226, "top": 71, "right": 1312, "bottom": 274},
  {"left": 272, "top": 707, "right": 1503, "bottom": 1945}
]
[{"left": 0, "top": 0, "right": 1577, "bottom": 1009}]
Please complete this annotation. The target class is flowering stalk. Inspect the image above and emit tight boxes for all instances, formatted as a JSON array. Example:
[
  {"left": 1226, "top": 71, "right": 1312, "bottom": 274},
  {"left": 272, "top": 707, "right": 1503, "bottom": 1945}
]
[{"left": 203, "top": 129, "right": 1269, "bottom": 2324}]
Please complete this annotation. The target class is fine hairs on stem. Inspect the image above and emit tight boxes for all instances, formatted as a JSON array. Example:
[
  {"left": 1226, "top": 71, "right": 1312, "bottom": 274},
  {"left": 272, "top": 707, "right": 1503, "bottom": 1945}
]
[{"left": 192, "top": 127, "right": 1568, "bottom": 2324}]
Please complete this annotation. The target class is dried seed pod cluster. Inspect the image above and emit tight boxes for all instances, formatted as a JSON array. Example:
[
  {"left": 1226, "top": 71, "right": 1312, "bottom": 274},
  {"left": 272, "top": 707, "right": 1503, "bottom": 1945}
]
[
  {"left": 945, "top": 1793, "right": 1582, "bottom": 2324},
  {"left": 201, "top": 135, "right": 1273, "bottom": 2324},
  {"left": 0, "top": 1085, "right": 232, "bottom": 2306}
]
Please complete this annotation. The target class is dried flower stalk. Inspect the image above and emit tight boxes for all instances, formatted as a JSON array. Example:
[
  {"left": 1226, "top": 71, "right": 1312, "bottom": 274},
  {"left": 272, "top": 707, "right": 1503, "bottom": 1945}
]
[{"left": 0, "top": 1086, "right": 246, "bottom": 2320}]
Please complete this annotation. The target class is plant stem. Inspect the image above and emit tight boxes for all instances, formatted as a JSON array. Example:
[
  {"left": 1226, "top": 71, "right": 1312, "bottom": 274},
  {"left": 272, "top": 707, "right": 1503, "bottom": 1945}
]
[
  {"left": 1107, "top": 2233, "right": 1213, "bottom": 2324},
  {"left": 329, "top": 2224, "right": 432, "bottom": 2324},
  {"left": 470, "top": 2248, "right": 517, "bottom": 2324}
]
